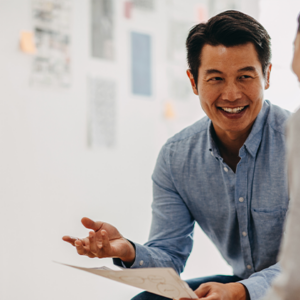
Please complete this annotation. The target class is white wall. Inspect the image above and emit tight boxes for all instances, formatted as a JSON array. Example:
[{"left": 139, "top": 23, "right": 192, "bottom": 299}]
[
  {"left": 1, "top": 1, "right": 299, "bottom": 300},
  {"left": 260, "top": 0, "right": 300, "bottom": 112},
  {"left": 0, "top": 1, "right": 206, "bottom": 299}
]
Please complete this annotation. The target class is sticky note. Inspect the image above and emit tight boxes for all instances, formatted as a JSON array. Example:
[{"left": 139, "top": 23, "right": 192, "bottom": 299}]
[
  {"left": 197, "top": 5, "right": 208, "bottom": 23},
  {"left": 20, "top": 31, "right": 36, "bottom": 54},
  {"left": 124, "top": 2, "right": 132, "bottom": 19},
  {"left": 164, "top": 102, "right": 175, "bottom": 120}
]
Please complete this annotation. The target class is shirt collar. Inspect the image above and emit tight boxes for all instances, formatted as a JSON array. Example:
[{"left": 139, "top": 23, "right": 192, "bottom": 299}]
[
  {"left": 243, "top": 100, "right": 270, "bottom": 157},
  {"left": 207, "top": 100, "right": 270, "bottom": 158}
]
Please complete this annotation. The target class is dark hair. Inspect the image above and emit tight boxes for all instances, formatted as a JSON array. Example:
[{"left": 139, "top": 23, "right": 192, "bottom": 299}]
[
  {"left": 186, "top": 10, "right": 271, "bottom": 86},
  {"left": 298, "top": 13, "right": 300, "bottom": 32}
]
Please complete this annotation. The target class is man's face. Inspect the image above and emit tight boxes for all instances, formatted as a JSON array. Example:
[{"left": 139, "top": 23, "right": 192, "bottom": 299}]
[
  {"left": 292, "top": 32, "right": 300, "bottom": 81},
  {"left": 187, "top": 42, "right": 271, "bottom": 137}
]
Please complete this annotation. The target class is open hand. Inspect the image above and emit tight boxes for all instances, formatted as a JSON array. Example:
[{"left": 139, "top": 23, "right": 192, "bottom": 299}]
[{"left": 62, "top": 217, "right": 136, "bottom": 263}]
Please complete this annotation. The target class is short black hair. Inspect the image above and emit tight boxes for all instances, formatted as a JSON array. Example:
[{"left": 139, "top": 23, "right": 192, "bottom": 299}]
[{"left": 186, "top": 10, "right": 271, "bottom": 86}]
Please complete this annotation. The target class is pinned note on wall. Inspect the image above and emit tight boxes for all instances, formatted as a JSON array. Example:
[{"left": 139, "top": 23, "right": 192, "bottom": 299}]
[
  {"left": 131, "top": 31, "right": 152, "bottom": 96},
  {"left": 124, "top": 1, "right": 132, "bottom": 19},
  {"left": 197, "top": 4, "right": 208, "bottom": 23},
  {"left": 164, "top": 101, "right": 176, "bottom": 120},
  {"left": 20, "top": 31, "right": 36, "bottom": 54}
]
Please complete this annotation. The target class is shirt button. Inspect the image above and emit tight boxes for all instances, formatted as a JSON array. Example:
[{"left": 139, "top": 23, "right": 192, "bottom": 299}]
[
  {"left": 242, "top": 231, "right": 247, "bottom": 237},
  {"left": 239, "top": 197, "right": 244, "bottom": 202},
  {"left": 224, "top": 167, "right": 228, "bottom": 172},
  {"left": 247, "top": 265, "right": 252, "bottom": 270},
  {"left": 139, "top": 260, "right": 144, "bottom": 266}
]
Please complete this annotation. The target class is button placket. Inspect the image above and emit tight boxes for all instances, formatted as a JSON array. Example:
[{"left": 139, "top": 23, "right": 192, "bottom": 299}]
[{"left": 235, "top": 151, "right": 254, "bottom": 274}]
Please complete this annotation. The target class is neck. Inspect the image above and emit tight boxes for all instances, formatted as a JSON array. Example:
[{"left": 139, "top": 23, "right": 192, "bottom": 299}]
[{"left": 212, "top": 124, "right": 253, "bottom": 172}]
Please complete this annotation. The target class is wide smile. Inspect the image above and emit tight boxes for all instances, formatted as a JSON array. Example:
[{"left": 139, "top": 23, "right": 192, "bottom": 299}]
[{"left": 217, "top": 105, "right": 249, "bottom": 119}]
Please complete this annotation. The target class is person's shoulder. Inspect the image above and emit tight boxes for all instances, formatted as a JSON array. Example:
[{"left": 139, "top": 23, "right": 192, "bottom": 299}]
[
  {"left": 265, "top": 100, "right": 292, "bottom": 135},
  {"left": 165, "top": 116, "right": 209, "bottom": 147},
  {"left": 288, "top": 107, "right": 300, "bottom": 133}
]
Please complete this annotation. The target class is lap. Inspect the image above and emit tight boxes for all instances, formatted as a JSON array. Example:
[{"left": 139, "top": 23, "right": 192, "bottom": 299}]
[{"left": 131, "top": 274, "right": 242, "bottom": 300}]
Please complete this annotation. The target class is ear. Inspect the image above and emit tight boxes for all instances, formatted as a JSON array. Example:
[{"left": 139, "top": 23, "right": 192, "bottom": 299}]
[
  {"left": 264, "top": 63, "right": 272, "bottom": 90},
  {"left": 186, "top": 69, "right": 199, "bottom": 95}
]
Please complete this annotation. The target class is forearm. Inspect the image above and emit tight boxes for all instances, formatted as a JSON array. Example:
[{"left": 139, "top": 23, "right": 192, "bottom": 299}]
[{"left": 113, "top": 241, "right": 185, "bottom": 273}]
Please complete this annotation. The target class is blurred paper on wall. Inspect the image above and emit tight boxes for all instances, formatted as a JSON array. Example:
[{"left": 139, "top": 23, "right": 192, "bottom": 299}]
[
  {"left": 88, "top": 77, "right": 116, "bottom": 149},
  {"left": 131, "top": 32, "right": 152, "bottom": 96},
  {"left": 168, "top": 66, "right": 193, "bottom": 101},
  {"left": 124, "top": 1, "right": 132, "bottom": 19},
  {"left": 164, "top": 101, "right": 176, "bottom": 120},
  {"left": 197, "top": 4, "right": 208, "bottom": 23},
  {"left": 20, "top": 31, "right": 37, "bottom": 54},
  {"left": 91, "top": 0, "right": 114, "bottom": 60},
  {"left": 167, "top": 20, "right": 191, "bottom": 62},
  {"left": 30, "top": 0, "right": 72, "bottom": 88}
]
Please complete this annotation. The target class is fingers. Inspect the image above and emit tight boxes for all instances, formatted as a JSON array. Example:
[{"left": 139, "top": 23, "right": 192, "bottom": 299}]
[
  {"left": 81, "top": 217, "right": 103, "bottom": 232},
  {"left": 98, "top": 230, "right": 111, "bottom": 253},
  {"left": 74, "top": 238, "right": 95, "bottom": 257},
  {"left": 62, "top": 236, "right": 79, "bottom": 246},
  {"left": 89, "top": 231, "right": 98, "bottom": 254}
]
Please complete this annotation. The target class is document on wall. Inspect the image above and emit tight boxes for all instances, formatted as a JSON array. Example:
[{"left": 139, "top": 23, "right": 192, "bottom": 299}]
[
  {"left": 56, "top": 262, "right": 198, "bottom": 299},
  {"left": 87, "top": 77, "right": 116, "bottom": 148}
]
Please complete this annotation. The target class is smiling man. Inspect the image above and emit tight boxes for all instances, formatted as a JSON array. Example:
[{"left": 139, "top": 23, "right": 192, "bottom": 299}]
[{"left": 63, "top": 11, "right": 291, "bottom": 300}]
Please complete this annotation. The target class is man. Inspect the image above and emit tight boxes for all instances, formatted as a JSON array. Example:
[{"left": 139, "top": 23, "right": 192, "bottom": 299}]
[{"left": 63, "top": 11, "right": 290, "bottom": 300}]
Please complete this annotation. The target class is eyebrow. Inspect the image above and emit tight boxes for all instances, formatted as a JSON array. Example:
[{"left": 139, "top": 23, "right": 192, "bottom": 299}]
[
  {"left": 204, "top": 66, "right": 257, "bottom": 75},
  {"left": 205, "top": 69, "right": 223, "bottom": 75},
  {"left": 237, "top": 66, "right": 257, "bottom": 72}
]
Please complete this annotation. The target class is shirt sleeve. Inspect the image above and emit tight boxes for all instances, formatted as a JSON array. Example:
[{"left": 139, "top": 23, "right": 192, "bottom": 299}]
[
  {"left": 239, "top": 262, "right": 281, "bottom": 300},
  {"left": 113, "top": 144, "right": 195, "bottom": 274}
]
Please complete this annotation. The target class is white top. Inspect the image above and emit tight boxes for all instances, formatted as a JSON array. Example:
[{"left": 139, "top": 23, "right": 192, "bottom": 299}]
[{"left": 263, "top": 108, "right": 300, "bottom": 300}]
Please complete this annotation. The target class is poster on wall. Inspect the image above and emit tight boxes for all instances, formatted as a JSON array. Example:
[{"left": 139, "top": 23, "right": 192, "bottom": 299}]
[
  {"left": 91, "top": 0, "right": 114, "bottom": 60},
  {"left": 131, "top": 32, "right": 152, "bottom": 96},
  {"left": 88, "top": 77, "right": 116, "bottom": 148},
  {"left": 167, "top": 20, "right": 191, "bottom": 62},
  {"left": 31, "top": 0, "right": 72, "bottom": 88}
]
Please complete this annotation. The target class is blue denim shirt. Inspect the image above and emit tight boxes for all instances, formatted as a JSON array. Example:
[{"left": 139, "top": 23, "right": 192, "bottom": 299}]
[{"left": 115, "top": 100, "right": 291, "bottom": 299}]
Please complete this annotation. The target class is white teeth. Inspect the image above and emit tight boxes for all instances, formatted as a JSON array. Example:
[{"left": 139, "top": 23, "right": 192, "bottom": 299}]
[{"left": 221, "top": 106, "right": 246, "bottom": 113}]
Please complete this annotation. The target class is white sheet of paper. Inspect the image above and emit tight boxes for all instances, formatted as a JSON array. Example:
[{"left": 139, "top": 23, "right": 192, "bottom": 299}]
[{"left": 56, "top": 262, "right": 197, "bottom": 299}]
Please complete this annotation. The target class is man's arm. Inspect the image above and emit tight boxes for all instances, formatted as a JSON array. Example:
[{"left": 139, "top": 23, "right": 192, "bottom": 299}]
[
  {"left": 64, "top": 145, "right": 195, "bottom": 273},
  {"left": 238, "top": 262, "right": 281, "bottom": 300}
]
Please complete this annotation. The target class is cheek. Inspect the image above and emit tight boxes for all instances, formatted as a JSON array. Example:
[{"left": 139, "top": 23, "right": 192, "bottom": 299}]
[
  {"left": 198, "top": 86, "right": 219, "bottom": 108},
  {"left": 246, "top": 81, "right": 264, "bottom": 102}
]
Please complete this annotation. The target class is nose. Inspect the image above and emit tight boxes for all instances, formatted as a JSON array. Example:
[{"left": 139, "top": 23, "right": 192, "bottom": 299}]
[{"left": 220, "top": 80, "right": 242, "bottom": 102}]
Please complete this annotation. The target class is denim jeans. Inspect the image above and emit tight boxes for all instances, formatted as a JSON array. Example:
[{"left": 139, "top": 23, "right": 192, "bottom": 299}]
[{"left": 131, "top": 274, "right": 242, "bottom": 300}]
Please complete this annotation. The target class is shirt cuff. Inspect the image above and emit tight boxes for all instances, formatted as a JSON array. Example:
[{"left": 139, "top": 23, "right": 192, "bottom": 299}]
[
  {"left": 113, "top": 242, "right": 150, "bottom": 269},
  {"left": 239, "top": 277, "right": 269, "bottom": 300}
]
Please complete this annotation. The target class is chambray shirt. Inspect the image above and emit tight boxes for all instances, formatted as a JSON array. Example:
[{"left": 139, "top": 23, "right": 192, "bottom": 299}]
[{"left": 115, "top": 100, "right": 290, "bottom": 299}]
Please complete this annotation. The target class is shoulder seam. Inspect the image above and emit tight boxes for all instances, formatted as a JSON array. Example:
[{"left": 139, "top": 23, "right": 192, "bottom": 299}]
[{"left": 165, "top": 125, "right": 208, "bottom": 146}]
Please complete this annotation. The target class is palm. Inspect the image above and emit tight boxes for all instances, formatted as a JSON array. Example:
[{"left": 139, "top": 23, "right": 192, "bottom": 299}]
[
  {"left": 63, "top": 217, "right": 135, "bottom": 263},
  {"left": 81, "top": 217, "right": 132, "bottom": 260}
]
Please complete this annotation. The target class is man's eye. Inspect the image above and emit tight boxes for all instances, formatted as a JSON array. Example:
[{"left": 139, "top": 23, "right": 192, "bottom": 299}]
[
  {"left": 209, "top": 77, "right": 223, "bottom": 81},
  {"left": 240, "top": 75, "right": 251, "bottom": 79}
]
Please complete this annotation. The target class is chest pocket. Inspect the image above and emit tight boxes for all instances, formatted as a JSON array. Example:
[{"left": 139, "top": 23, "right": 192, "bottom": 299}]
[{"left": 250, "top": 207, "right": 287, "bottom": 269}]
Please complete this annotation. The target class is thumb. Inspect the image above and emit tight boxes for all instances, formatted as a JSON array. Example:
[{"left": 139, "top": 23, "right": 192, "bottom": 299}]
[
  {"left": 195, "top": 284, "right": 210, "bottom": 298},
  {"left": 81, "top": 217, "right": 102, "bottom": 231}
]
